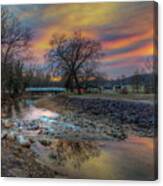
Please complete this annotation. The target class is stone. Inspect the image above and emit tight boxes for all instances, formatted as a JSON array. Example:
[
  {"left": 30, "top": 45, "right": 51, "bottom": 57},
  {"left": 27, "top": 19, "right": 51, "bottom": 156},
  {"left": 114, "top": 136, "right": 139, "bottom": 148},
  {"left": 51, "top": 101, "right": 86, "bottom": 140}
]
[
  {"left": 7, "top": 131, "right": 16, "bottom": 140},
  {"left": 39, "top": 139, "right": 52, "bottom": 146},
  {"left": 43, "top": 126, "right": 55, "bottom": 135},
  {"left": 16, "top": 135, "right": 31, "bottom": 147},
  {"left": 3, "top": 119, "right": 13, "bottom": 129},
  {"left": 30, "top": 141, "right": 47, "bottom": 157},
  {"left": 1, "top": 130, "right": 7, "bottom": 139},
  {"left": 49, "top": 152, "right": 57, "bottom": 160},
  {"left": 27, "top": 122, "right": 39, "bottom": 130}
]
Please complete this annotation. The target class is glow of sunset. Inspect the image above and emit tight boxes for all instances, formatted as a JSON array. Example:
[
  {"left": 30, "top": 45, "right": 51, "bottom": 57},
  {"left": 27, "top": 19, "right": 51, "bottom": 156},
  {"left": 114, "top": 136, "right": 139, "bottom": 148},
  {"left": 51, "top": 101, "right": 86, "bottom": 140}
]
[{"left": 7, "top": 2, "right": 157, "bottom": 78}]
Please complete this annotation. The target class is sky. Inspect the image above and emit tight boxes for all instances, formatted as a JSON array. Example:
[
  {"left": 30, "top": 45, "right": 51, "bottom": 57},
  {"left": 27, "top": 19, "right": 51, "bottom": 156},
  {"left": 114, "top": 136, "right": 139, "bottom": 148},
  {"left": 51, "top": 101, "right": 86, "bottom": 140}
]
[{"left": 6, "top": 2, "right": 157, "bottom": 79}]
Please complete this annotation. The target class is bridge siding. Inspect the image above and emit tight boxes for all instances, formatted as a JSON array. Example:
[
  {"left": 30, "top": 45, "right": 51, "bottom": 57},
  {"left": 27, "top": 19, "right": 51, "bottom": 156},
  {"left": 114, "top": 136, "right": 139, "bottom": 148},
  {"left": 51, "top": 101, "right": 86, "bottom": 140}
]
[{"left": 25, "top": 87, "right": 66, "bottom": 93}]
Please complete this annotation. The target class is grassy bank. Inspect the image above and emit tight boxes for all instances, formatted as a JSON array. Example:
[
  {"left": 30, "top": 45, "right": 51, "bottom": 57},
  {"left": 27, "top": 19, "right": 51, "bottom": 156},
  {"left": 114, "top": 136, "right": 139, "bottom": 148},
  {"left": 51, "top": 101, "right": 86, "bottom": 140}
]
[{"left": 67, "top": 92, "right": 155, "bottom": 103}]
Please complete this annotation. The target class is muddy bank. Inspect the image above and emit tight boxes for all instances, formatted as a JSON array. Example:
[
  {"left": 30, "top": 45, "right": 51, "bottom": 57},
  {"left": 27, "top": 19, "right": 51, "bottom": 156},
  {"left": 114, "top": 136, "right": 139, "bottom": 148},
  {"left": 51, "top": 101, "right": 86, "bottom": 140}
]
[{"left": 1, "top": 139, "right": 65, "bottom": 178}]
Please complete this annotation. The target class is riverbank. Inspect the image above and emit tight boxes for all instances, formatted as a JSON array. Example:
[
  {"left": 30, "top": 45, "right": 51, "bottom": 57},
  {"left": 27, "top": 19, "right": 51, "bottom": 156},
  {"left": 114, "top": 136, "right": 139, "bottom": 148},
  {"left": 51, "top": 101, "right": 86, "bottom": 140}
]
[{"left": 1, "top": 139, "right": 66, "bottom": 177}]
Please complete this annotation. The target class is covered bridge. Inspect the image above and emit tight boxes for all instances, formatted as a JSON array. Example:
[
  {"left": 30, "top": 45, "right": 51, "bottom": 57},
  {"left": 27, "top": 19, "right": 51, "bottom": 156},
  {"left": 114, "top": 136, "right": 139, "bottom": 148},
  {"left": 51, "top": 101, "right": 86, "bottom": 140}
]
[{"left": 25, "top": 87, "right": 66, "bottom": 94}]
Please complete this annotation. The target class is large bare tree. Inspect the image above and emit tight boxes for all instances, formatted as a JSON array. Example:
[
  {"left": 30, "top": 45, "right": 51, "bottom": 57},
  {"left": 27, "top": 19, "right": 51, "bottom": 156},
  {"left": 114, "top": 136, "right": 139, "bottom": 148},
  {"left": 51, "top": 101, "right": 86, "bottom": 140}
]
[{"left": 46, "top": 32, "right": 102, "bottom": 94}]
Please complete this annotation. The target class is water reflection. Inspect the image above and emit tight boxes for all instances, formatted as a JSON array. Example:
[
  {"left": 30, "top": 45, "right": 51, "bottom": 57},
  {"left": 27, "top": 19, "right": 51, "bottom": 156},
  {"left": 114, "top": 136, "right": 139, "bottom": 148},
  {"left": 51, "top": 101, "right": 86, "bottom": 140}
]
[
  {"left": 43, "top": 137, "right": 155, "bottom": 180},
  {"left": 1, "top": 99, "right": 59, "bottom": 121},
  {"left": 22, "top": 106, "right": 59, "bottom": 121},
  {"left": 32, "top": 136, "right": 155, "bottom": 180},
  {"left": 2, "top": 100, "right": 24, "bottom": 118},
  {"left": 49, "top": 140, "right": 100, "bottom": 169}
]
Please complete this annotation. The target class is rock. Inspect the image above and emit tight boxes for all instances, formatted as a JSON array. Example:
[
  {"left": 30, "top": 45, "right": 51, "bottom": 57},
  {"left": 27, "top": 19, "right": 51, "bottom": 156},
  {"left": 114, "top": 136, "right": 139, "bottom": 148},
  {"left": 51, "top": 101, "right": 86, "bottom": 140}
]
[
  {"left": 16, "top": 135, "right": 31, "bottom": 147},
  {"left": 1, "top": 130, "right": 7, "bottom": 139},
  {"left": 13, "top": 120, "right": 24, "bottom": 128},
  {"left": 39, "top": 139, "right": 52, "bottom": 146},
  {"left": 13, "top": 121, "right": 19, "bottom": 127},
  {"left": 30, "top": 141, "right": 47, "bottom": 157},
  {"left": 68, "top": 97, "right": 154, "bottom": 127},
  {"left": 7, "top": 131, "right": 16, "bottom": 140},
  {"left": 29, "top": 137, "right": 35, "bottom": 144},
  {"left": 43, "top": 126, "right": 55, "bottom": 135},
  {"left": 8, "top": 168, "right": 28, "bottom": 177},
  {"left": 2, "top": 119, "right": 13, "bottom": 129},
  {"left": 27, "top": 121, "right": 39, "bottom": 130},
  {"left": 49, "top": 152, "right": 57, "bottom": 160}
]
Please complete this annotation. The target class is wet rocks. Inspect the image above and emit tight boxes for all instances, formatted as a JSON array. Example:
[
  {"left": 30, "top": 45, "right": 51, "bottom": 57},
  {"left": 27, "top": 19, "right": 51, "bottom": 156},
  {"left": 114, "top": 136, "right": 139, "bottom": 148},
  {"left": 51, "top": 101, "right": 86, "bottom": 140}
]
[
  {"left": 2, "top": 95, "right": 156, "bottom": 143},
  {"left": 2, "top": 119, "right": 13, "bottom": 129},
  {"left": 39, "top": 139, "right": 52, "bottom": 146},
  {"left": 7, "top": 131, "right": 16, "bottom": 140},
  {"left": 66, "top": 97, "right": 156, "bottom": 127},
  {"left": 1, "top": 130, "right": 8, "bottom": 139},
  {"left": 43, "top": 126, "right": 55, "bottom": 136},
  {"left": 16, "top": 135, "right": 31, "bottom": 147},
  {"left": 27, "top": 121, "right": 39, "bottom": 130},
  {"left": 30, "top": 141, "right": 47, "bottom": 157}
]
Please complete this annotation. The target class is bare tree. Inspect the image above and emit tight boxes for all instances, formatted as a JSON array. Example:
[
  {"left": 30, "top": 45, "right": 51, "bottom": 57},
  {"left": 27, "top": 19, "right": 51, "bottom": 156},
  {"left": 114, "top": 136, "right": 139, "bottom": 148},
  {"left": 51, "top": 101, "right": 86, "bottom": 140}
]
[
  {"left": 1, "top": 7, "right": 32, "bottom": 63},
  {"left": 142, "top": 57, "right": 154, "bottom": 74},
  {"left": 131, "top": 70, "right": 141, "bottom": 93},
  {"left": 46, "top": 32, "right": 102, "bottom": 94},
  {"left": 78, "top": 61, "right": 98, "bottom": 89},
  {"left": 1, "top": 7, "right": 32, "bottom": 98},
  {"left": 141, "top": 57, "right": 157, "bottom": 93}
]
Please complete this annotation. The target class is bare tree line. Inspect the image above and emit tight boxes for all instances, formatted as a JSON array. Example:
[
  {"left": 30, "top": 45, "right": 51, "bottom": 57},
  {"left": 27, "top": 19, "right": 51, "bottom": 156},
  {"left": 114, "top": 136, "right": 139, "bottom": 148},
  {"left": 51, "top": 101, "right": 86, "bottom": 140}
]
[
  {"left": 1, "top": 7, "right": 52, "bottom": 100},
  {"left": 1, "top": 7, "right": 33, "bottom": 99}
]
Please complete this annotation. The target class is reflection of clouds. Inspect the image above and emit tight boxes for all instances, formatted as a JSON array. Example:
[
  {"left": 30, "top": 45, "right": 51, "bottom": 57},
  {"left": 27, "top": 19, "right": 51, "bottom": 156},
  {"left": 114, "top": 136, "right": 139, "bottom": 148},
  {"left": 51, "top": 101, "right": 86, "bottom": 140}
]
[
  {"left": 128, "top": 136, "right": 154, "bottom": 151},
  {"left": 50, "top": 140, "right": 100, "bottom": 169}
]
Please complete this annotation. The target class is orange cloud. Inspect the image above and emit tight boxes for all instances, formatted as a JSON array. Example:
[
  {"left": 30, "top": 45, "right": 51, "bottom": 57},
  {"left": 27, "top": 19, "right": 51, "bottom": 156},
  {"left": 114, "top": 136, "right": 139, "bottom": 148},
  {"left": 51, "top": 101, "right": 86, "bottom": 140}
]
[
  {"left": 102, "top": 42, "right": 154, "bottom": 63},
  {"left": 102, "top": 30, "right": 153, "bottom": 50}
]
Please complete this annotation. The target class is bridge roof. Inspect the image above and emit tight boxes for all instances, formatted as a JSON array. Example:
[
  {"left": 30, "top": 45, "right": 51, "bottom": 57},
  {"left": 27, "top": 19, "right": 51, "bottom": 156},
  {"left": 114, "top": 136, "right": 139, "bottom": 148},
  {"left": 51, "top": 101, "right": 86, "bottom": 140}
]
[{"left": 25, "top": 87, "right": 66, "bottom": 92}]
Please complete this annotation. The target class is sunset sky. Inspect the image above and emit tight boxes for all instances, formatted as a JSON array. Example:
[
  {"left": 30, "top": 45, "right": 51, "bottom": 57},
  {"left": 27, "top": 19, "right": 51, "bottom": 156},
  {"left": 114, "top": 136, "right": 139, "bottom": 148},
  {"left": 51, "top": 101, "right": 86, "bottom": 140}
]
[{"left": 6, "top": 2, "right": 157, "bottom": 79}]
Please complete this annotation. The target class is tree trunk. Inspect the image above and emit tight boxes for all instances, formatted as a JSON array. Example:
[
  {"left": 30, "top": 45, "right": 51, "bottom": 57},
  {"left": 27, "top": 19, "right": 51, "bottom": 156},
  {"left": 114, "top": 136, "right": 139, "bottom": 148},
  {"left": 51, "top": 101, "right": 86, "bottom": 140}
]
[
  {"left": 65, "top": 74, "right": 74, "bottom": 92},
  {"left": 74, "top": 73, "right": 81, "bottom": 94}
]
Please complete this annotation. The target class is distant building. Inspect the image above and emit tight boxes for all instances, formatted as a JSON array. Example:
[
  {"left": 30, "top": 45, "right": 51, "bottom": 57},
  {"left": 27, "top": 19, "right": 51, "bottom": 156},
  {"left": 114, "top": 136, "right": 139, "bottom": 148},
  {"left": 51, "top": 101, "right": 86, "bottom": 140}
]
[{"left": 102, "top": 85, "right": 113, "bottom": 93}]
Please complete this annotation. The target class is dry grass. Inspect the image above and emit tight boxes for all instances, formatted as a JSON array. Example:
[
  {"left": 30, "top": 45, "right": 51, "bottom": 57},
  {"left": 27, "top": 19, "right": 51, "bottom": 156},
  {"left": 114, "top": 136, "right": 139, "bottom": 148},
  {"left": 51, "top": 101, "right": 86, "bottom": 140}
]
[{"left": 69, "top": 92, "right": 155, "bottom": 103}]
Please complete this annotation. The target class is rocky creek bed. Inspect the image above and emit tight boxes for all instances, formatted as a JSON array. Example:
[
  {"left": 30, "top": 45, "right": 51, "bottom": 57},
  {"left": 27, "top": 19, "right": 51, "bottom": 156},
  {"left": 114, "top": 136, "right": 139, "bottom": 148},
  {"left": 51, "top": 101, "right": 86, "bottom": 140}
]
[
  {"left": 1, "top": 95, "right": 157, "bottom": 177},
  {"left": 40, "top": 95, "right": 157, "bottom": 137},
  {"left": 65, "top": 96, "right": 156, "bottom": 126}
]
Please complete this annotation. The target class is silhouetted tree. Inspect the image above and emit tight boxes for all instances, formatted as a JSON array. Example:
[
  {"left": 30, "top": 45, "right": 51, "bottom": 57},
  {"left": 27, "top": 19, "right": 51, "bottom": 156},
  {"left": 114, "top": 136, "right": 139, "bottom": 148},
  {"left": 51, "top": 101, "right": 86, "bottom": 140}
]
[
  {"left": 46, "top": 32, "right": 102, "bottom": 94},
  {"left": 141, "top": 57, "right": 157, "bottom": 93},
  {"left": 131, "top": 70, "right": 141, "bottom": 93}
]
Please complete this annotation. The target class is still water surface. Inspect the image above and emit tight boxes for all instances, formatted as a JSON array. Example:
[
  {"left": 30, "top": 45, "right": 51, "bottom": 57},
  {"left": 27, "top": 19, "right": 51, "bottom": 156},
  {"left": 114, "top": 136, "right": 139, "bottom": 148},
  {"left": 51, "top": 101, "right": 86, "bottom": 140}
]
[{"left": 2, "top": 99, "right": 156, "bottom": 180}]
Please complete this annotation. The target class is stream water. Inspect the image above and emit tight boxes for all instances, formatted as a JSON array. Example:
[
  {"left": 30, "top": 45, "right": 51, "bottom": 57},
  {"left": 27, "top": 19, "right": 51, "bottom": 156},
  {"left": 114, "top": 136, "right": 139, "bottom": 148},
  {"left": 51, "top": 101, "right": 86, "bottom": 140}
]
[{"left": 1, "top": 99, "right": 157, "bottom": 180}]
